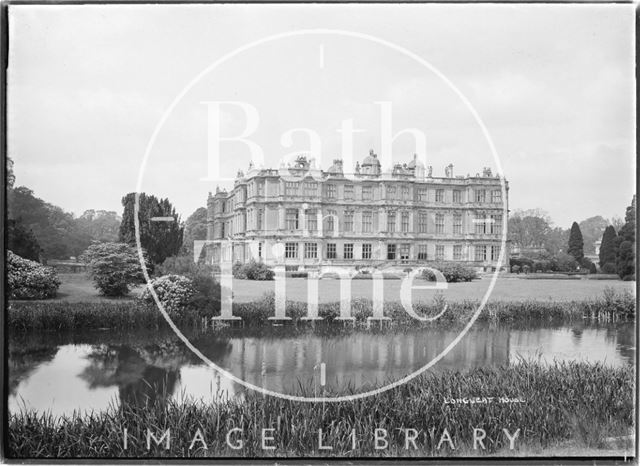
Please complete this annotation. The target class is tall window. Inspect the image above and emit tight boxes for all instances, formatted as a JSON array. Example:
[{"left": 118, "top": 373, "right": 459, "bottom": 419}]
[
  {"left": 387, "top": 244, "right": 396, "bottom": 260},
  {"left": 257, "top": 182, "right": 264, "bottom": 197},
  {"left": 326, "top": 243, "right": 337, "bottom": 259},
  {"left": 344, "top": 184, "right": 354, "bottom": 200},
  {"left": 453, "top": 189, "right": 462, "bottom": 203},
  {"left": 475, "top": 189, "right": 487, "bottom": 203},
  {"left": 325, "top": 184, "right": 336, "bottom": 198},
  {"left": 453, "top": 213, "right": 462, "bottom": 234},
  {"left": 417, "top": 244, "right": 428, "bottom": 260},
  {"left": 435, "top": 189, "right": 444, "bottom": 203},
  {"left": 491, "top": 245, "right": 500, "bottom": 261},
  {"left": 387, "top": 212, "right": 396, "bottom": 232},
  {"left": 475, "top": 245, "right": 487, "bottom": 262},
  {"left": 386, "top": 186, "right": 396, "bottom": 199},
  {"left": 285, "top": 242, "right": 298, "bottom": 259},
  {"left": 257, "top": 209, "right": 263, "bottom": 230},
  {"left": 453, "top": 244, "right": 463, "bottom": 261},
  {"left": 435, "top": 213, "right": 445, "bottom": 234},
  {"left": 362, "top": 186, "right": 372, "bottom": 201},
  {"left": 344, "top": 211, "right": 354, "bottom": 232},
  {"left": 490, "top": 214, "right": 502, "bottom": 235},
  {"left": 401, "top": 212, "right": 410, "bottom": 232},
  {"left": 418, "top": 188, "right": 428, "bottom": 201},
  {"left": 362, "top": 243, "right": 372, "bottom": 259},
  {"left": 362, "top": 211, "right": 373, "bottom": 233},
  {"left": 418, "top": 212, "right": 428, "bottom": 233},
  {"left": 344, "top": 243, "right": 354, "bottom": 259},
  {"left": 304, "top": 242, "right": 317, "bottom": 259},
  {"left": 475, "top": 213, "right": 487, "bottom": 234},
  {"left": 435, "top": 245, "right": 445, "bottom": 260},
  {"left": 303, "top": 182, "right": 317, "bottom": 197},
  {"left": 402, "top": 186, "right": 410, "bottom": 200},
  {"left": 220, "top": 222, "right": 225, "bottom": 238},
  {"left": 285, "top": 182, "right": 298, "bottom": 196},
  {"left": 491, "top": 190, "right": 502, "bottom": 203},
  {"left": 286, "top": 209, "right": 299, "bottom": 230},
  {"left": 306, "top": 209, "right": 317, "bottom": 231},
  {"left": 325, "top": 209, "right": 337, "bottom": 234}
]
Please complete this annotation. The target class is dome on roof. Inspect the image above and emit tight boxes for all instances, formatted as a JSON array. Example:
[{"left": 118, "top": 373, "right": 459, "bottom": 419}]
[
  {"left": 327, "top": 159, "right": 344, "bottom": 174},
  {"left": 407, "top": 154, "right": 425, "bottom": 169},
  {"left": 362, "top": 149, "right": 381, "bottom": 166}
]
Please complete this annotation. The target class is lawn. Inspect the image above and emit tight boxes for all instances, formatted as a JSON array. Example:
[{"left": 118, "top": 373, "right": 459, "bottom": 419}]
[
  {"left": 44, "top": 273, "right": 144, "bottom": 303},
  {"left": 229, "top": 275, "right": 634, "bottom": 304},
  {"left": 41, "top": 273, "right": 634, "bottom": 304}
]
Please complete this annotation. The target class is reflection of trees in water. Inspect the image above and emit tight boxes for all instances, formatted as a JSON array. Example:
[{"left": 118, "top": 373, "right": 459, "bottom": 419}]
[
  {"left": 8, "top": 344, "right": 59, "bottom": 396},
  {"left": 78, "top": 336, "right": 232, "bottom": 409},
  {"left": 613, "top": 323, "right": 636, "bottom": 363}
]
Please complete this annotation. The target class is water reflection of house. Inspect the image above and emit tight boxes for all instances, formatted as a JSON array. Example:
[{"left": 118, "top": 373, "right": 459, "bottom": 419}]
[{"left": 219, "top": 326, "right": 510, "bottom": 393}]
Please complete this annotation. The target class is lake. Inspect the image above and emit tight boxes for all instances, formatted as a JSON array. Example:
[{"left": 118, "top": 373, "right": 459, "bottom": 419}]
[{"left": 8, "top": 320, "right": 635, "bottom": 417}]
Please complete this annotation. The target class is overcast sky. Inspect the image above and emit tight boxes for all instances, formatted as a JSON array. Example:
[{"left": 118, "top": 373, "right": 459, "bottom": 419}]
[{"left": 8, "top": 4, "right": 635, "bottom": 228}]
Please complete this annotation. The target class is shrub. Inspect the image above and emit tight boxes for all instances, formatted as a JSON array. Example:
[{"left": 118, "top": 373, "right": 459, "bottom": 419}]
[
  {"left": 421, "top": 262, "right": 477, "bottom": 283},
  {"left": 80, "top": 242, "right": 147, "bottom": 297},
  {"left": 233, "top": 260, "right": 274, "bottom": 280},
  {"left": 157, "top": 255, "right": 221, "bottom": 315},
  {"left": 139, "top": 274, "right": 195, "bottom": 315},
  {"left": 579, "top": 257, "right": 597, "bottom": 274},
  {"left": 511, "top": 264, "right": 521, "bottom": 274},
  {"left": 232, "top": 262, "right": 247, "bottom": 279},
  {"left": 7, "top": 251, "right": 60, "bottom": 299},
  {"left": 600, "top": 262, "right": 617, "bottom": 274},
  {"left": 556, "top": 252, "right": 579, "bottom": 272}
]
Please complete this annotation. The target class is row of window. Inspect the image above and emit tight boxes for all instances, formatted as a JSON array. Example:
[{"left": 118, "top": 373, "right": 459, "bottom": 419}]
[
  {"left": 282, "top": 242, "right": 501, "bottom": 261},
  {"left": 244, "top": 182, "right": 503, "bottom": 203},
  {"left": 223, "top": 210, "right": 503, "bottom": 236}
]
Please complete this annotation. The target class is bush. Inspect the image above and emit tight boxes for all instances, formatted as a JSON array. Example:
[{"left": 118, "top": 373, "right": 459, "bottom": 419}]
[
  {"left": 600, "top": 262, "right": 617, "bottom": 274},
  {"left": 157, "top": 255, "right": 221, "bottom": 315},
  {"left": 579, "top": 257, "right": 597, "bottom": 274},
  {"left": 80, "top": 242, "right": 147, "bottom": 297},
  {"left": 7, "top": 251, "right": 60, "bottom": 299},
  {"left": 232, "top": 260, "right": 274, "bottom": 280},
  {"left": 556, "top": 252, "right": 579, "bottom": 272},
  {"left": 421, "top": 262, "right": 477, "bottom": 283},
  {"left": 139, "top": 274, "right": 195, "bottom": 315}
]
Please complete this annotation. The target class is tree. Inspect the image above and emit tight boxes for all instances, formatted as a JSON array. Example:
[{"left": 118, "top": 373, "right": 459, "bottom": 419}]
[
  {"left": 508, "top": 209, "right": 568, "bottom": 255},
  {"left": 8, "top": 186, "right": 92, "bottom": 259},
  {"left": 578, "top": 216, "right": 608, "bottom": 254},
  {"left": 616, "top": 195, "right": 636, "bottom": 280},
  {"left": 567, "top": 222, "right": 584, "bottom": 262},
  {"left": 598, "top": 225, "right": 618, "bottom": 273},
  {"left": 182, "top": 207, "right": 208, "bottom": 255},
  {"left": 80, "top": 242, "right": 148, "bottom": 296},
  {"left": 7, "top": 219, "right": 42, "bottom": 261},
  {"left": 556, "top": 251, "right": 579, "bottom": 272},
  {"left": 119, "top": 193, "right": 184, "bottom": 265},
  {"left": 76, "top": 210, "right": 121, "bottom": 242}
]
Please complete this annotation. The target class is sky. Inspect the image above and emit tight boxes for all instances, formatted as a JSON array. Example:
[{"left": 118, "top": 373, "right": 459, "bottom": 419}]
[{"left": 7, "top": 4, "right": 635, "bottom": 228}]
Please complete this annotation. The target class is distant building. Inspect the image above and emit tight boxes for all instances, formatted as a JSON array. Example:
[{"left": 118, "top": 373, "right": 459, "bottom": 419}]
[{"left": 206, "top": 152, "right": 509, "bottom": 270}]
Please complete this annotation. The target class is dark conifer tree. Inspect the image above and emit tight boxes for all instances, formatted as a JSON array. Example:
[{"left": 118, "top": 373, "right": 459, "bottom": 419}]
[
  {"left": 119, "top": 193, "right": 184, "bottom": 265},
  {"left": 567, "top": 221, "right": 584, "bottom": 262},
  {"left": 598, "top": 225, "right": 618, "bottom": 273}
]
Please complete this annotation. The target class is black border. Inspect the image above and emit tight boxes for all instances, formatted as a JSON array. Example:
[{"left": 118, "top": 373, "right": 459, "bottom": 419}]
[{"left": 0, "top": 2, "right": 637, "bottom": 464}]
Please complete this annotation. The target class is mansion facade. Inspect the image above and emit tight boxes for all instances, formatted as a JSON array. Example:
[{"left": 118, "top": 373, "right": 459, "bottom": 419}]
[{"left": 206, "top": 152, "right": 509, "bottom": 271}]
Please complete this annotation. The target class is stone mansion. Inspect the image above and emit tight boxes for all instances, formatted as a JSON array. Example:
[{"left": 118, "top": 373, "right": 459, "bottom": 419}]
[{"left": 205, "top": 152, "right": 509, "bottom": 270}]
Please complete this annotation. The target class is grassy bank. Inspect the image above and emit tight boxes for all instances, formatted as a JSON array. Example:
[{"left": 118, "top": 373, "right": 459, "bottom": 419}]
[
  {"left": 8, "top": 288, "right": 635, "bottom": 332},
  {"left": 7, "top": 361, "right": 634, "bottom": 458}
]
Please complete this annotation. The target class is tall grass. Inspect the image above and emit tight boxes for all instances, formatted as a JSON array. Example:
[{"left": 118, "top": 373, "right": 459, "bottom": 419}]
[
  {"left": 6, "top": 361, "right": 634, "bottom": 458},
  {"left": 8, "top": 288, "right": 635, "bottom": 332}
]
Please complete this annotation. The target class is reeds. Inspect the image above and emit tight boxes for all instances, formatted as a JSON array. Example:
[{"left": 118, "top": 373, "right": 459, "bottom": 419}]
[
  {"left": 6, "top": 361, "right": 634, "bottom": 457},
  {"left": 8, "top": 288, "right": 635, "bottom": 332}
]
